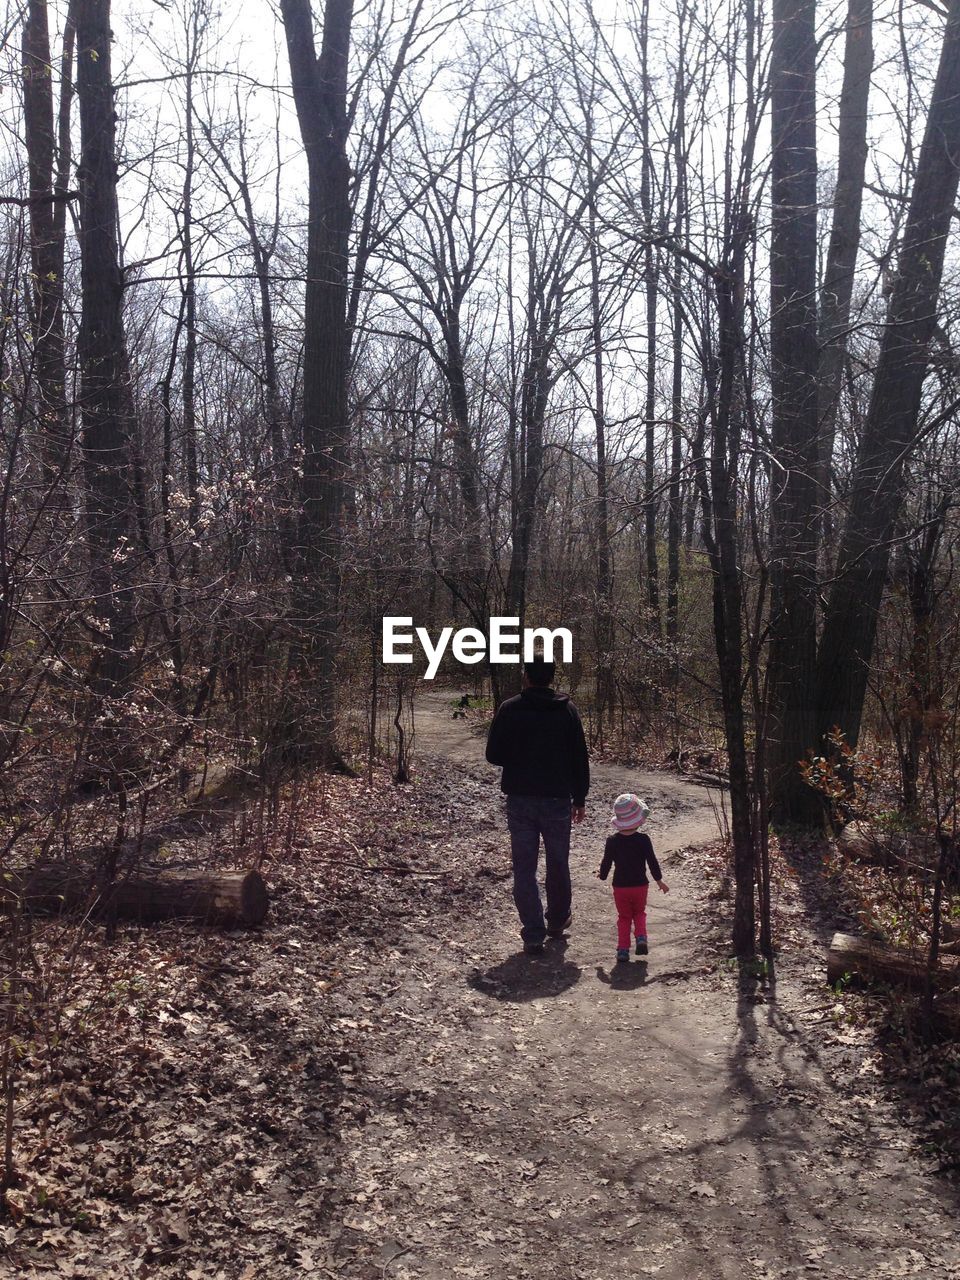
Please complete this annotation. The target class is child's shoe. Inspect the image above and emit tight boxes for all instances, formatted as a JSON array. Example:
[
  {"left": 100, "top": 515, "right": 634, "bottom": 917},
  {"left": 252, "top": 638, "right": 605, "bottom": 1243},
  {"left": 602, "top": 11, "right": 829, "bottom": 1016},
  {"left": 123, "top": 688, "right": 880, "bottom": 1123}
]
[
  {"left": 616, "top": 948, "right": 630, "bottom": 963},
  {"left": 635, "top": 937, "right": 648, "bottom": 956}
]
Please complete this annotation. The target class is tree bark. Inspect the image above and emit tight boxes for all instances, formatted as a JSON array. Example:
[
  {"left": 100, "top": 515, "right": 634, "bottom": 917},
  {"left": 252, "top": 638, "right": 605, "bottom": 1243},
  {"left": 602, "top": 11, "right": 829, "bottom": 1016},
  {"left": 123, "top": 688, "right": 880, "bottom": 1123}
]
[
  {"left": 181, "top": 6, "right": 200, "bottom": 572},
  {"left": 817, "top": 0, "right": 873, "bottom": 533},
  {"left": 687, "top": 217, "right": 756, "bottom": 955},
  {"left": 505, "top": 327, "right": 550, "bottom": 626},
  {"left": 689, "top": 0, "right": 763, "bottom": 956},
  {"left": 827, "top": 931, "right": 960, "bottom": 990},
  {"left": 76, "top": 0, "right": 136, "bottom": 697},
  {"left": 667, "top": 291, "right": 683, "bottom": 648},
  {"left": 766, "top": 0, "right": 821, "bottom": 825},
  {"left": 901, "top": 499, "right": 947, "bottom": 814},
  {"left": 22, "top": 0, "right": 74, "bottom": 479},
  {"left": 705, "top": 267, "right": 756, "bottom": 956},
  {"left": 279, "top": 0, "right": 354, "bottom": 761},
  {"left": 1, "top": 863, "right": 269, "bottom": 928},
  {"left": 666, "top": 3, "right": 688, "bottom": 649},
  {"left": 816, "top": 0, "right": 960, "bottom": 752},
  {"left": 583, "top": 110, "right": 614, "bottom": 727},
  {"left": 640, "top": 0, "right": 661, "bottom": 626}
]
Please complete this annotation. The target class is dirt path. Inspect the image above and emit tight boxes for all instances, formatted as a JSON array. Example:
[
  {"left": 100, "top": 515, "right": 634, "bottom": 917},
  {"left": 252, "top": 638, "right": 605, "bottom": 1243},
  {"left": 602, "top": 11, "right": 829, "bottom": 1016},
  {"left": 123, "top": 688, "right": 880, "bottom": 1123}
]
[{"left": 325, "top": 693, "right": 960, "bottom": 1280}]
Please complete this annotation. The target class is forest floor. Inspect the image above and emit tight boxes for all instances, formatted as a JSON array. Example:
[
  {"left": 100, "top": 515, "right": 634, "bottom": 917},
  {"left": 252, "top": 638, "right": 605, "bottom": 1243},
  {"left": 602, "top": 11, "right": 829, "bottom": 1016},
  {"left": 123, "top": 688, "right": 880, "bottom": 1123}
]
[{"left": 5, "top": 691, "right": 960, "bottom": 1278}]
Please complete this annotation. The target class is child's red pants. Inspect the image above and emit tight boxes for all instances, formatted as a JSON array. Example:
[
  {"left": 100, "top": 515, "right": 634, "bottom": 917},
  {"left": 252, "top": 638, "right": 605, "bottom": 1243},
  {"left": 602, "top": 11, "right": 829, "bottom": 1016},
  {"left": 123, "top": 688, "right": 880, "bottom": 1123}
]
[{"left": 613, "top": 885, "right": 649, "bottom": 949}]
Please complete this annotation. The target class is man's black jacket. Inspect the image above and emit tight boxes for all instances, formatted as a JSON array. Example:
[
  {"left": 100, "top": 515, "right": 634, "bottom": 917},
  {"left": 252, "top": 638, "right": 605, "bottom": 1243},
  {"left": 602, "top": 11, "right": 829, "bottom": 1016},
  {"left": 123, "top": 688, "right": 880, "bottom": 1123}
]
[{"left": 485, "top": 687, "right": 590, "bottom": 806}]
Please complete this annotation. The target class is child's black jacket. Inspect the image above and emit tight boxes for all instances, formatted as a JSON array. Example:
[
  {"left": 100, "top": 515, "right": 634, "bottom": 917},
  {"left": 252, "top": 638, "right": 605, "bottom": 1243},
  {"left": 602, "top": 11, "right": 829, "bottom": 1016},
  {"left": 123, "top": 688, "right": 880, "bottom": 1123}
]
[{"left": 598, "top": 832, "right": 662, "bottom": 887}]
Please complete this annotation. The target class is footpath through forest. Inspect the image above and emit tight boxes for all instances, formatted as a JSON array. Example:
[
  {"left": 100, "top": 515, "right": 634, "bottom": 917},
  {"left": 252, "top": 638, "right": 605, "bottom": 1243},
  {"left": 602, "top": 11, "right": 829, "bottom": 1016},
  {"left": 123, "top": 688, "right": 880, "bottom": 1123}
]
[
  {"left": 8, "top": 693, "right": 960, "bottom": 1279},
  {"left": 323, "top": 693, "right": 960, "bottom": 1280}
]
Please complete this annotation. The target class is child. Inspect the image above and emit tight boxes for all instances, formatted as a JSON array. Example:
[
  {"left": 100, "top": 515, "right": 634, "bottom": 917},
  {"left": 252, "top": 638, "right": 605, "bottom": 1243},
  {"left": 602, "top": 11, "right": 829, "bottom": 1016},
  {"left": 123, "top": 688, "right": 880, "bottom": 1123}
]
[{"left": 597, "top": 793, "right": 669, "bottom": 962}]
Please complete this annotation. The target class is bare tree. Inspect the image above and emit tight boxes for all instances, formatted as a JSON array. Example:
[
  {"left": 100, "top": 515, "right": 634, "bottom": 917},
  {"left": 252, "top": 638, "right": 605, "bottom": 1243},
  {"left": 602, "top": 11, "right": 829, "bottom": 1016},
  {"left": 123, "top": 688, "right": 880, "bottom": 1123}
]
[
  {"left": 21, "top": 0, "right": 76, "bottom": 479},
  {"left": 279, "top": 0, "right": 354, "bottom": 764},
  {"left": 503, "top": 121, "right": 583, "bottom": 634},
  {"left": 76, "top": 0, "right": 137, "bottom": 702},
  {"left": 816, "top": 0, "right": 960, "bottom": 755},
  {"left": 638, "top": 0, "right": 661, "bottom": 628},
  {"left": 689, "top": 0, "right": 765, "bottom": 956},
  {"left": 376, "top": 72, "right": 511, "bottom": 693},
  {"left": 817, "top": 0, "right": 873, "bottom": 537},
  {"left": 765, "top": 0, "right": 820, "bottom": 824},
  {"left": 666, "top": 0, "right": 691, "bottom": 650}
]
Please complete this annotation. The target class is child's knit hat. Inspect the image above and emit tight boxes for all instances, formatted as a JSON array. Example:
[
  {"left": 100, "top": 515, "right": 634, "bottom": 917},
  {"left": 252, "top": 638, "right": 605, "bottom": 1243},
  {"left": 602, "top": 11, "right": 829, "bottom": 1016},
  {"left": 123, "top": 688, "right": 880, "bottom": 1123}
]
[{"left": 611, "top": 793, "right": 650, "bottom": 832}]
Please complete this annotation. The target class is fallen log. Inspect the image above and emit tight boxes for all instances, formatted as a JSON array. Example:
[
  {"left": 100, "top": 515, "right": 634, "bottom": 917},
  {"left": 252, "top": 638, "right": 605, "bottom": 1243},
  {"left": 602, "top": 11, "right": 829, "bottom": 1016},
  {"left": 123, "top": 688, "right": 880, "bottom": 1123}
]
[
  {"left": 827, "top": 931, "right": 960, "bottom": 990},
  {"left": 834, "top": 821, "right": 921, "bottom": 867},
  {"left": 0, "top": 863, "right": 269, "bottom": 928}
]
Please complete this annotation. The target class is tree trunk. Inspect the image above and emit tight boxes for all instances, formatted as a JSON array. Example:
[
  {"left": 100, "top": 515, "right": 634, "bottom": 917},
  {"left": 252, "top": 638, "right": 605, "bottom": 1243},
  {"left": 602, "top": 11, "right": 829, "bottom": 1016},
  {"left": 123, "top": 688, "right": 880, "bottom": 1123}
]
[
  {"left": 816, "top": 0, "right": 960, "bottom": 752},
  {"left": 1, "top": 863, "right": 269, "bottom": 928},
  {"left": 640, "top": 0, "right": 661, "bottom": 626},
  {"left": 643, "top": 242, "right": 661, "bottom": 624},
  {"left": 667, "top": 2, "right": 689, "bottom": 649},
  {"left": 438, "top": 309, "right": 505, "bottom": 704},
  {"left": 901, "top": 500, "right": 947, "bottom": 813},
  {"left": 688, "top": 226, "right": 755, "bottom": 955},
  {"left": 667, "top": 291, "right": 683, "bottom": 648},
  {"left": 590, "top": 289, "right": 613, "bottom": 727},
  {"left": 443, "top": 308, "right": 487, "bottom": 603},
  {"left": 22, "top": 0, "right": 74, "bottom": 479},
  {"left": 505, "top": 332, "right": 549, "bottom": 626},
  {"left": 706, "top": 269, "right": 756, "bottom": 956},
  {"left": 76, "top": 0, "right": 136, "bottom": 699},
  {"left": 817, "top": 0, "right": 873, "bottom": 537},
  {"left": 766, "top": 0, "right": 821, "bottom": 826},
  {"left": 585, "top": 126, "right": 615, "bottom": 728},
  {"left": 181, "top": 10, "right": 200, "bottom": 573},
  {"left": 279, "top": 0, "right": 354, "bottom": 762},
  {"left": 689, "top": 0, "right": 763, "bottom": 956}
]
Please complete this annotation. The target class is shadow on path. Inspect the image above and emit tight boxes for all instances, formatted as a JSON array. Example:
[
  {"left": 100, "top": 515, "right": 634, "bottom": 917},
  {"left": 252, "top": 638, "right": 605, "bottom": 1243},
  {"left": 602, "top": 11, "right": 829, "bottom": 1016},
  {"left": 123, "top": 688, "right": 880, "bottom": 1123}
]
[
  {"left": 468, "top": 942, "right": 581, "bottom": 1003},
  {"left": 595, "top": 960, "right": 649, "bottom": 988}
]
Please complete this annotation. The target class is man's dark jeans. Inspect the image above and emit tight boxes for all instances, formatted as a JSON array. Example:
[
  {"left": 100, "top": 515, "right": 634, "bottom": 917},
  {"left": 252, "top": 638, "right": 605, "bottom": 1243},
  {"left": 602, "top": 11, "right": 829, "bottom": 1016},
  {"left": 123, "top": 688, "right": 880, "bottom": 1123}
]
[{"left": 505, "top": 795, "right": 573, "bottom": 946}]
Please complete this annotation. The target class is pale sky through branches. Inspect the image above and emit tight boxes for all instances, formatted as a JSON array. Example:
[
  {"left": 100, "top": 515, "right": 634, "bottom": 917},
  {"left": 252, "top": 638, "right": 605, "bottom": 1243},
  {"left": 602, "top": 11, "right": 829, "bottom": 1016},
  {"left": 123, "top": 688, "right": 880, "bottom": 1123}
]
[{"left": 0, "top": 0, "right": 950, "bottom": 464}]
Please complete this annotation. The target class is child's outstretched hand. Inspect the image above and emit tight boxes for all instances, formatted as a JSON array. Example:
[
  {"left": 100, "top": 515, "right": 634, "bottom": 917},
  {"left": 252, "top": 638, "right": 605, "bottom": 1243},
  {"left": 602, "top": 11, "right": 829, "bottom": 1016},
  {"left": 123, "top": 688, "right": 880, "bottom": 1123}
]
[{"left": 657, "top": 879, "right": 670, "bottom": 893}]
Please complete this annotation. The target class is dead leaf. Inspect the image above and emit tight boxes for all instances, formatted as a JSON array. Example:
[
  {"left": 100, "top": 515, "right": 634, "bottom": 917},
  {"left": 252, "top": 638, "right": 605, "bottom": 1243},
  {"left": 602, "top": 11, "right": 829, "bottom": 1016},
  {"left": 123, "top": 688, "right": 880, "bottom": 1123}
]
[{"left": 689, "top": 1182, "right": 717, "bottom": 1200}]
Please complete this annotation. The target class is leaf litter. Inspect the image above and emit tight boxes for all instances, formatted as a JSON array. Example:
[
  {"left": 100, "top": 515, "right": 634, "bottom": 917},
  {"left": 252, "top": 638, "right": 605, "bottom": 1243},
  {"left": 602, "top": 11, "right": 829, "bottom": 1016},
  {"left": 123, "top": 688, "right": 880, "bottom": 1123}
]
[{"left": 3, "top": 721, "right": 960, "bottom": 1278}]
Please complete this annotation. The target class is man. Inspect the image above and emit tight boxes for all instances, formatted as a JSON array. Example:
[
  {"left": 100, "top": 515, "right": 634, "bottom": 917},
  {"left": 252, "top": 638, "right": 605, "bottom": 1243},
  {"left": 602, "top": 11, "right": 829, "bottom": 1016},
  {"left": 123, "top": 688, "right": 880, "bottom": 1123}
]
[{"left": 485, "top": 658, "right": 589, "bottom": 954}]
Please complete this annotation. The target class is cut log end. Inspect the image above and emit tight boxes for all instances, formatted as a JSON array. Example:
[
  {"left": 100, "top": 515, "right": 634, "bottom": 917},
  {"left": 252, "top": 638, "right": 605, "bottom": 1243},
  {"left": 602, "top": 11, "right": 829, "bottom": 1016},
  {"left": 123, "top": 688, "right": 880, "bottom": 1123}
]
[{"left": 237, "top": 869, "right": 270, "bottom": 927}]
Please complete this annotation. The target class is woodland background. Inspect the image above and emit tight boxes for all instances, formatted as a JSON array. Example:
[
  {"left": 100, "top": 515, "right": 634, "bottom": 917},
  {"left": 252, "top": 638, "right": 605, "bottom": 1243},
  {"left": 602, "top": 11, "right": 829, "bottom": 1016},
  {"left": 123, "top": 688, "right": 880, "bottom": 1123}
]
[{"left": 1, "top": 0, "right": 960, "bottom": 1219}]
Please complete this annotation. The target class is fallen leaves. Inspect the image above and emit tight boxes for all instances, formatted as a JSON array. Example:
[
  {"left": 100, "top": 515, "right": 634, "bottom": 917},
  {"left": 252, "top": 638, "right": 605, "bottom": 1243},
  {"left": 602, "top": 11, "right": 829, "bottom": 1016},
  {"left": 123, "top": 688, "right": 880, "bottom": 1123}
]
[
  {"left": 3, "top": 759, "right": 496, "bottom": 1277},
  {"left": 688, "top": 1181, "right": 717, "bottom": 1200},
  {"left": 5, "top": 736, "right": 960, "bottom": 1280}
]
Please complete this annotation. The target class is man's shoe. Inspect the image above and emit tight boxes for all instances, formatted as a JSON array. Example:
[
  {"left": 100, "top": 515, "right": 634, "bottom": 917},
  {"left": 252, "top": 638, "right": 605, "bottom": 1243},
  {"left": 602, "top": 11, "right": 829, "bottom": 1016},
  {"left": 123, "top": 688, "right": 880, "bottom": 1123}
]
[
  {"left": 616, "top": 948, "right": 630, "bottom": 963},
  {"left": 635, "top": 937, "right": 648, "bottom": 956},
  {"left": 546, "top": 913, "right": 573, "bottom": 939},
  {"left": 524, "top": 941, "right": 545, "bottom": 955}
]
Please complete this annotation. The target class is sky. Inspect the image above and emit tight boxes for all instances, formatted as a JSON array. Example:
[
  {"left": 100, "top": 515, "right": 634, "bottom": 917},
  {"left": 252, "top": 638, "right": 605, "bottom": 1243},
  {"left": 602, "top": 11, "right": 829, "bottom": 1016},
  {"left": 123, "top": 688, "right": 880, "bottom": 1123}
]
[{"left": 0, "top": 0, "right": 950, "bottom": 458}]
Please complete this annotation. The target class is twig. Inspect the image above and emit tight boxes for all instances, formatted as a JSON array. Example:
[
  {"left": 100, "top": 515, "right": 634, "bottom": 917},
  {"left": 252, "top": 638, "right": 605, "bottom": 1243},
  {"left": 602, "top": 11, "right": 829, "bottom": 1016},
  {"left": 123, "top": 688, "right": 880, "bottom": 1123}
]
[
  {"left": 383, "top": 1245, "right": 412, "bottom": 1277},
  {"left": 0, "top": 191, "right": 79, "bottom": 206}
]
